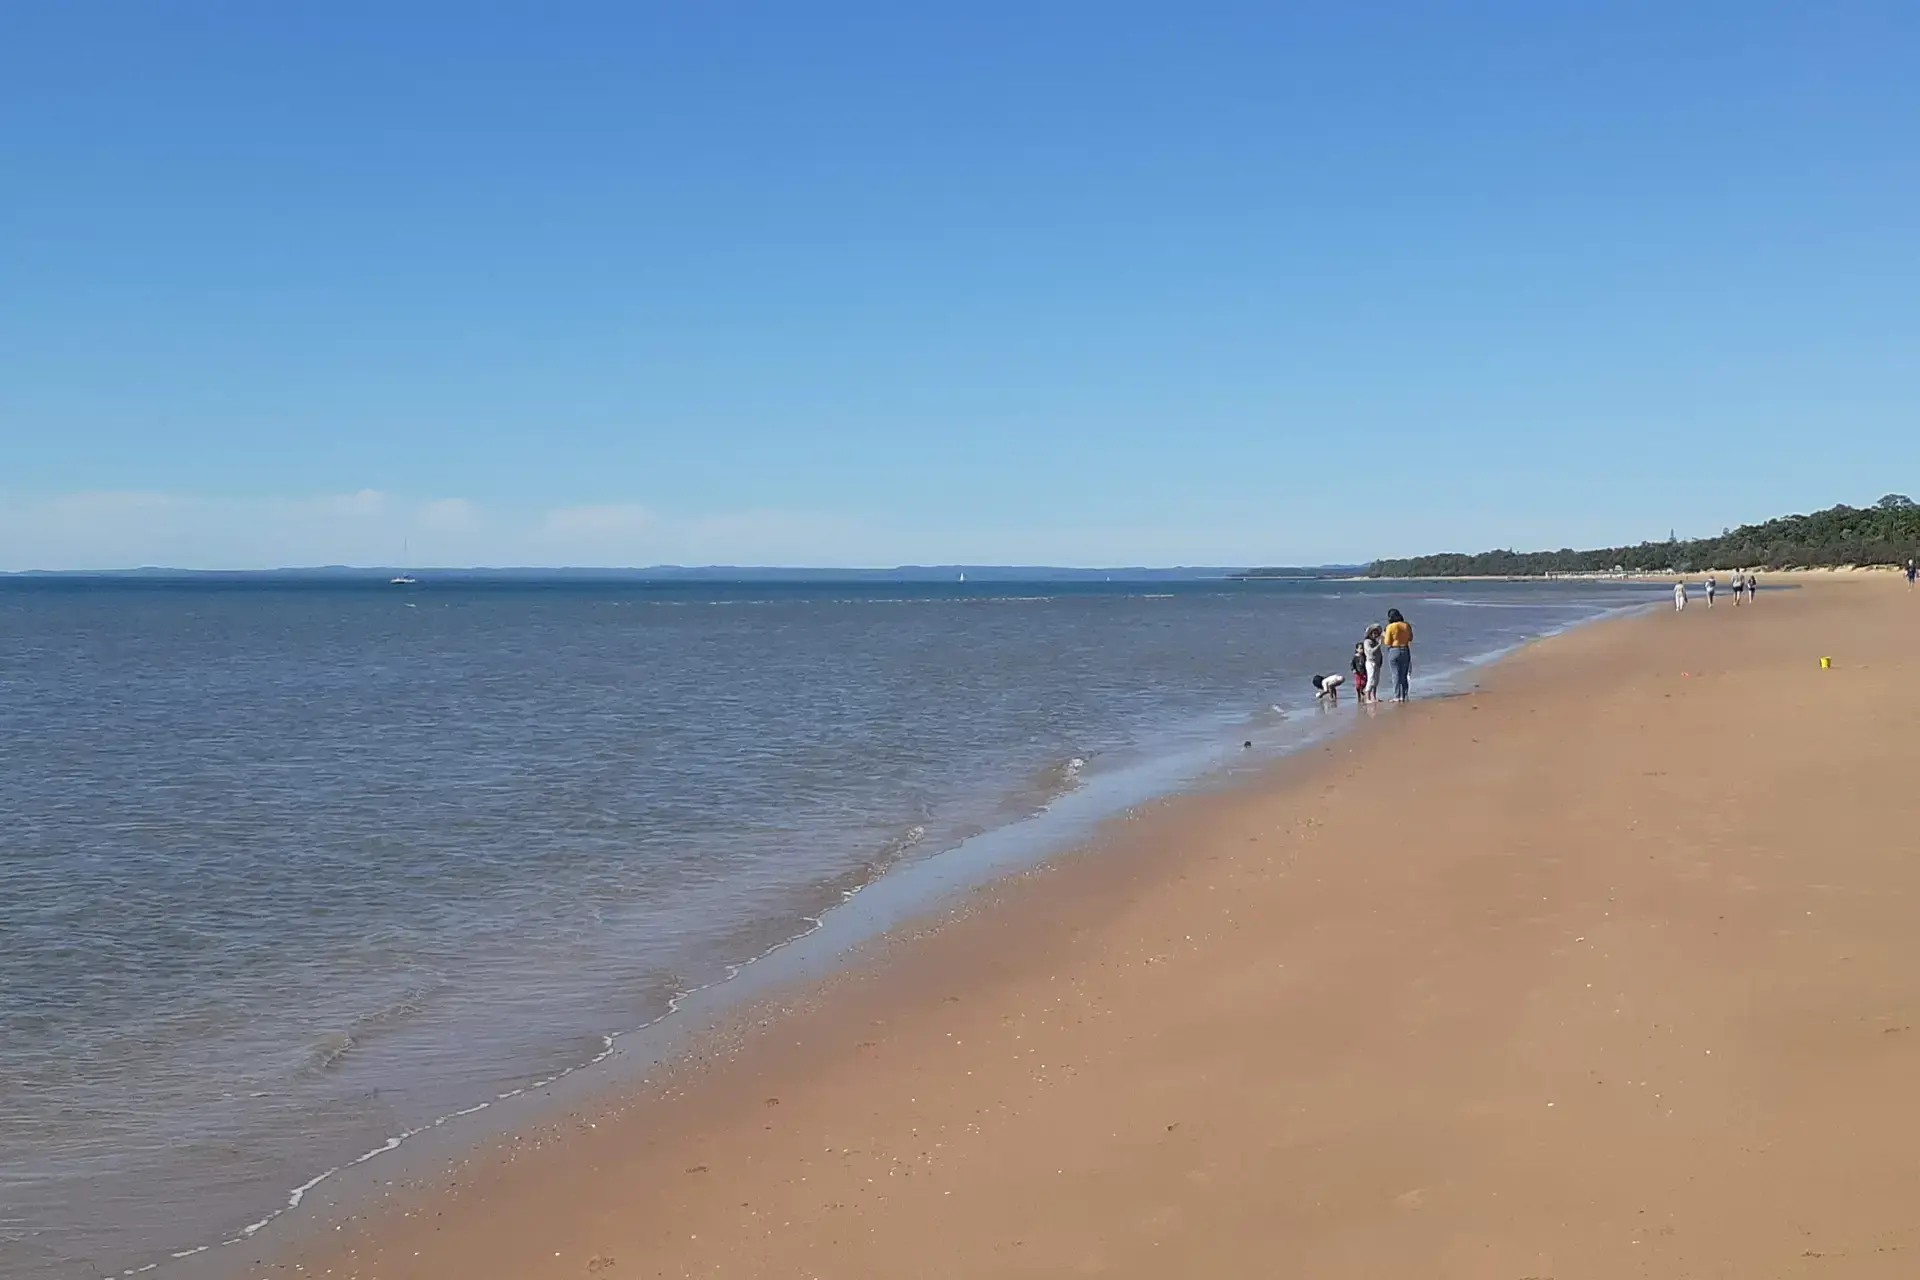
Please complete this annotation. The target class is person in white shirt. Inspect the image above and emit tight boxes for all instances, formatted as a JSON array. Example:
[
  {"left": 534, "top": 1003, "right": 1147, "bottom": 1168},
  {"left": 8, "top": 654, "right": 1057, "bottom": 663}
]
[
  {"left": 1705, "top": 575, "right": 1717, "bottom": 608},
  {"left": 1673, "top": 581, "right": 1688, "bottom": 612},
  {"left": 1361, "top": 625, "right": 1384, "bottom": 704},
  {"left": 1311, "top": 673, "right": 1345, "bottom": 703}
]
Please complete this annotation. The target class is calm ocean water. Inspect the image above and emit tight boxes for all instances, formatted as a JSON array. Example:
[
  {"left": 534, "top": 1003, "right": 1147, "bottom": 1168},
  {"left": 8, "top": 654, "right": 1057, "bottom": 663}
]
[{"left": 0, "top": 576, "right": 1660, "bottom": 1278}]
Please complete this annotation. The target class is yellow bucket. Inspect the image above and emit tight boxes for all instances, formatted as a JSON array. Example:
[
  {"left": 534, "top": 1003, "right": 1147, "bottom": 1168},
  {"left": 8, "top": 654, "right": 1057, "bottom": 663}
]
[{"left": 1821, "top": 656, "right": 1833, "bottom": 669}]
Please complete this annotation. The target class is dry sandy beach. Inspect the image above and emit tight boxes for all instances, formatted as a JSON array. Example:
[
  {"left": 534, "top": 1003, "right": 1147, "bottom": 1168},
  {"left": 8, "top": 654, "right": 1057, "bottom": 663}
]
[{"left": 270, "top": 580, "right": 1920, "bottom": 1280}]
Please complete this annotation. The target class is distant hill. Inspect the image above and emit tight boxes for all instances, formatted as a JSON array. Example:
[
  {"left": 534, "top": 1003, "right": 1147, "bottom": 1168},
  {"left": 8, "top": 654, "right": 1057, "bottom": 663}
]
[{"left": 1368, "top": 496, "right": 1920, "bottom": 578}]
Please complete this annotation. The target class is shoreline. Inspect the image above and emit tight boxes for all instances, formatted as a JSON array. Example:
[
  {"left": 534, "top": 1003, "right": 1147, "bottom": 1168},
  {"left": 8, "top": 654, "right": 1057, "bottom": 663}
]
[
  {"left": 199, "top": 719, "right": 1402, "bottom": 1280},
  {"left": 208, "top": 603, "right": 1609, "bottom": 1271},
  {"left": 1348, "top": 567, "right": 1890, "bottom": 583},
  {"left": 259, "top": 575, "right": 1920, "bottom": 1279},
  {"left": 126, "top": 590, "right": 1653, "bottom": 1280}
]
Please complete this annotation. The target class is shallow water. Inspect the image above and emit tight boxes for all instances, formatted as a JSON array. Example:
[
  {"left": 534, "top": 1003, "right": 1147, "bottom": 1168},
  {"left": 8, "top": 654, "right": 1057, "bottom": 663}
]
[{"left": 0, "top": 575, "right": 1660, "bottom": 1278}]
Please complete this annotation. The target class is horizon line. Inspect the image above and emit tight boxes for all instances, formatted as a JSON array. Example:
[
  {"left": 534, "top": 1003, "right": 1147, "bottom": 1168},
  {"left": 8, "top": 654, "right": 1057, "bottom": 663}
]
[{"left": 0, "top": 562, "right": 1368, "bottom": 578}]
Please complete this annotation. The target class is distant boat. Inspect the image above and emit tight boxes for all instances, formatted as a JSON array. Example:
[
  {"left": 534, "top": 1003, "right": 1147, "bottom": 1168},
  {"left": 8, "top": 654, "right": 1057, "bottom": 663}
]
[
  {"left": 391, "top": 539, "right": 417, "bottom": 585},
  {"left": 958, "top": 571, "right": 966, "bottom": 583}
]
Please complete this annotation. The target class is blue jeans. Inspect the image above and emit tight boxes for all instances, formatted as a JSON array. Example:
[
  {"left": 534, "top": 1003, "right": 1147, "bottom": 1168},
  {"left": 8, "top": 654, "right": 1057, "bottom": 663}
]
[{"left": 1388, "top": 647, "right": 1412, "bottom": 700}]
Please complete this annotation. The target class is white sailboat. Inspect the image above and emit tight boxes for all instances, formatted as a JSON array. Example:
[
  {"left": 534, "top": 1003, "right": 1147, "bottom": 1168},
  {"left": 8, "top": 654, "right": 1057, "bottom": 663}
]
[{"left": 391, "top": 538, "right": 418, "bottom": 585}]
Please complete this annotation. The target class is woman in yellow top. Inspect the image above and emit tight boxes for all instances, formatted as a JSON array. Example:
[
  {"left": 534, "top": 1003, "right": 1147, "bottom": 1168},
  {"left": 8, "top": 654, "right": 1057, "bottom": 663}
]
[{"left": 1382, "top": 608, "right": 1413, "bottom": 702}]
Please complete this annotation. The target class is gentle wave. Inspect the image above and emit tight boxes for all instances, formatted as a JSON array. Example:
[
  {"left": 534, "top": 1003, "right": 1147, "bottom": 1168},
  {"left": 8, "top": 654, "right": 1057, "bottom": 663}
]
[
  {"left": 306, "top": 985, "right": 441, "bottom": 1074},
  {"left": 122, "top": 859, "right": 907, "bottom": 1279},
  {"left": 1419, "top": 596, "right": 1600, "bottom": 610}
]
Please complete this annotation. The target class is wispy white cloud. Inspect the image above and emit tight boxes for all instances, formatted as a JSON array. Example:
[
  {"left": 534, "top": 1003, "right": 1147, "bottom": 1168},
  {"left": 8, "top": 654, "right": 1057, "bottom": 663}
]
[
  {"left": 41, "top": 491, "right": 182, "bottom": 517},
  {"left": 0, "top": 491, "right": 867, "bottom": 571},
  {"left": 0, "top": 490, "right": 407, "bottom": 570},
  {"left": 0, "top": 489, "right": 1343, "bottom": 570},
  {"left": 675, "top": 509, "right": 863, "bottom": 563},
  {"left": 322, "top": 489, "right": 389, "bottom": 517},
  {"left": 416, "top": 497, "right": 479, "bottom": 533},
  {"left": 541, "top": 503, "right": 655, "bottom": 538}
]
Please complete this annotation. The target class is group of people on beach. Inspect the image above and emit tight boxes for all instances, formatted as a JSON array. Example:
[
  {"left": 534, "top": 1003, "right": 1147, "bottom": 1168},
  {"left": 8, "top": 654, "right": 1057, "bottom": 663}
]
[
  {"left": 1312, "top": 608, "right": 1413, "bottom": 706},
  {"left": 1681, "top": 573, "right": 1758, "bottom": 611}
]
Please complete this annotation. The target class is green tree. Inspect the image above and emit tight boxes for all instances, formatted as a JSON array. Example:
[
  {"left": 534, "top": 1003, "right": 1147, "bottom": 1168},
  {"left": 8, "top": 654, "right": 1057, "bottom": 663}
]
[{"left": 1363, "top": 498, "right": 1920, "bottom": 577}]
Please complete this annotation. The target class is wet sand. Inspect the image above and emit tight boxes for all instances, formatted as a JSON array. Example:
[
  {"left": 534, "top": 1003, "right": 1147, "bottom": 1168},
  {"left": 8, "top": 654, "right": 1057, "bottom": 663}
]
[{"left": 275, "top": 579, "right": 1920, "bottom": 1279}]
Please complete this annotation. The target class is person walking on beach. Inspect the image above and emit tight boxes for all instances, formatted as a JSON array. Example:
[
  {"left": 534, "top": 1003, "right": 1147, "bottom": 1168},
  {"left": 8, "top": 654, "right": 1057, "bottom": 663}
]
[
  {"left": 1906, "top": 559, "right": 1916, "bottom": 590},
  {"left": 1350, "top": 642, "right": 1369, "bottom": 701},
  {"left": 1673, "top": 581, "right": 1688, "bottom": 612},
  {"left": 1382, "top": 608, "right": 1413, "bottom": 701},
  {"left": 1361, "top": 624, "right": 1384, "bottom": 704},
  {"left": 1705, "top": 575, "right": 1717, "bottom": 608},
  {"left": 1746, "top": 572, "right": 1758, "bottom": 602}
]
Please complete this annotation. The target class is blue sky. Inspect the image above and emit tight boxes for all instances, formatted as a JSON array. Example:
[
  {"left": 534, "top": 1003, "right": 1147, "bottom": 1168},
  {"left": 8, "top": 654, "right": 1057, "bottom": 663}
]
[{"left": 3, "top": 3, "right": 1916, "bottom": 569}]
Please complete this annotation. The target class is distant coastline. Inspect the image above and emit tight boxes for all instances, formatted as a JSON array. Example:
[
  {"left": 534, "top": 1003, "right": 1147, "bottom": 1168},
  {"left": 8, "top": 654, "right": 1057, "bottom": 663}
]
[
  {"left": 23, "top": 495, "right": 1914, "bottom": 583},
  {"left": 1356, "top": 496, "right": 1920, "bottom": 579},
  {"left": 0, "top": 565, "right": 1256, "bottom": 583}
]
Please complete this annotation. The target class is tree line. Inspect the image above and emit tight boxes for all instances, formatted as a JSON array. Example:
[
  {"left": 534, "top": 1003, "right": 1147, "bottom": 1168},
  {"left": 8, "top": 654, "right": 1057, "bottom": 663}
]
[{"left": 1364, "top": 496, "right": 1920, "bottom": 578}]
